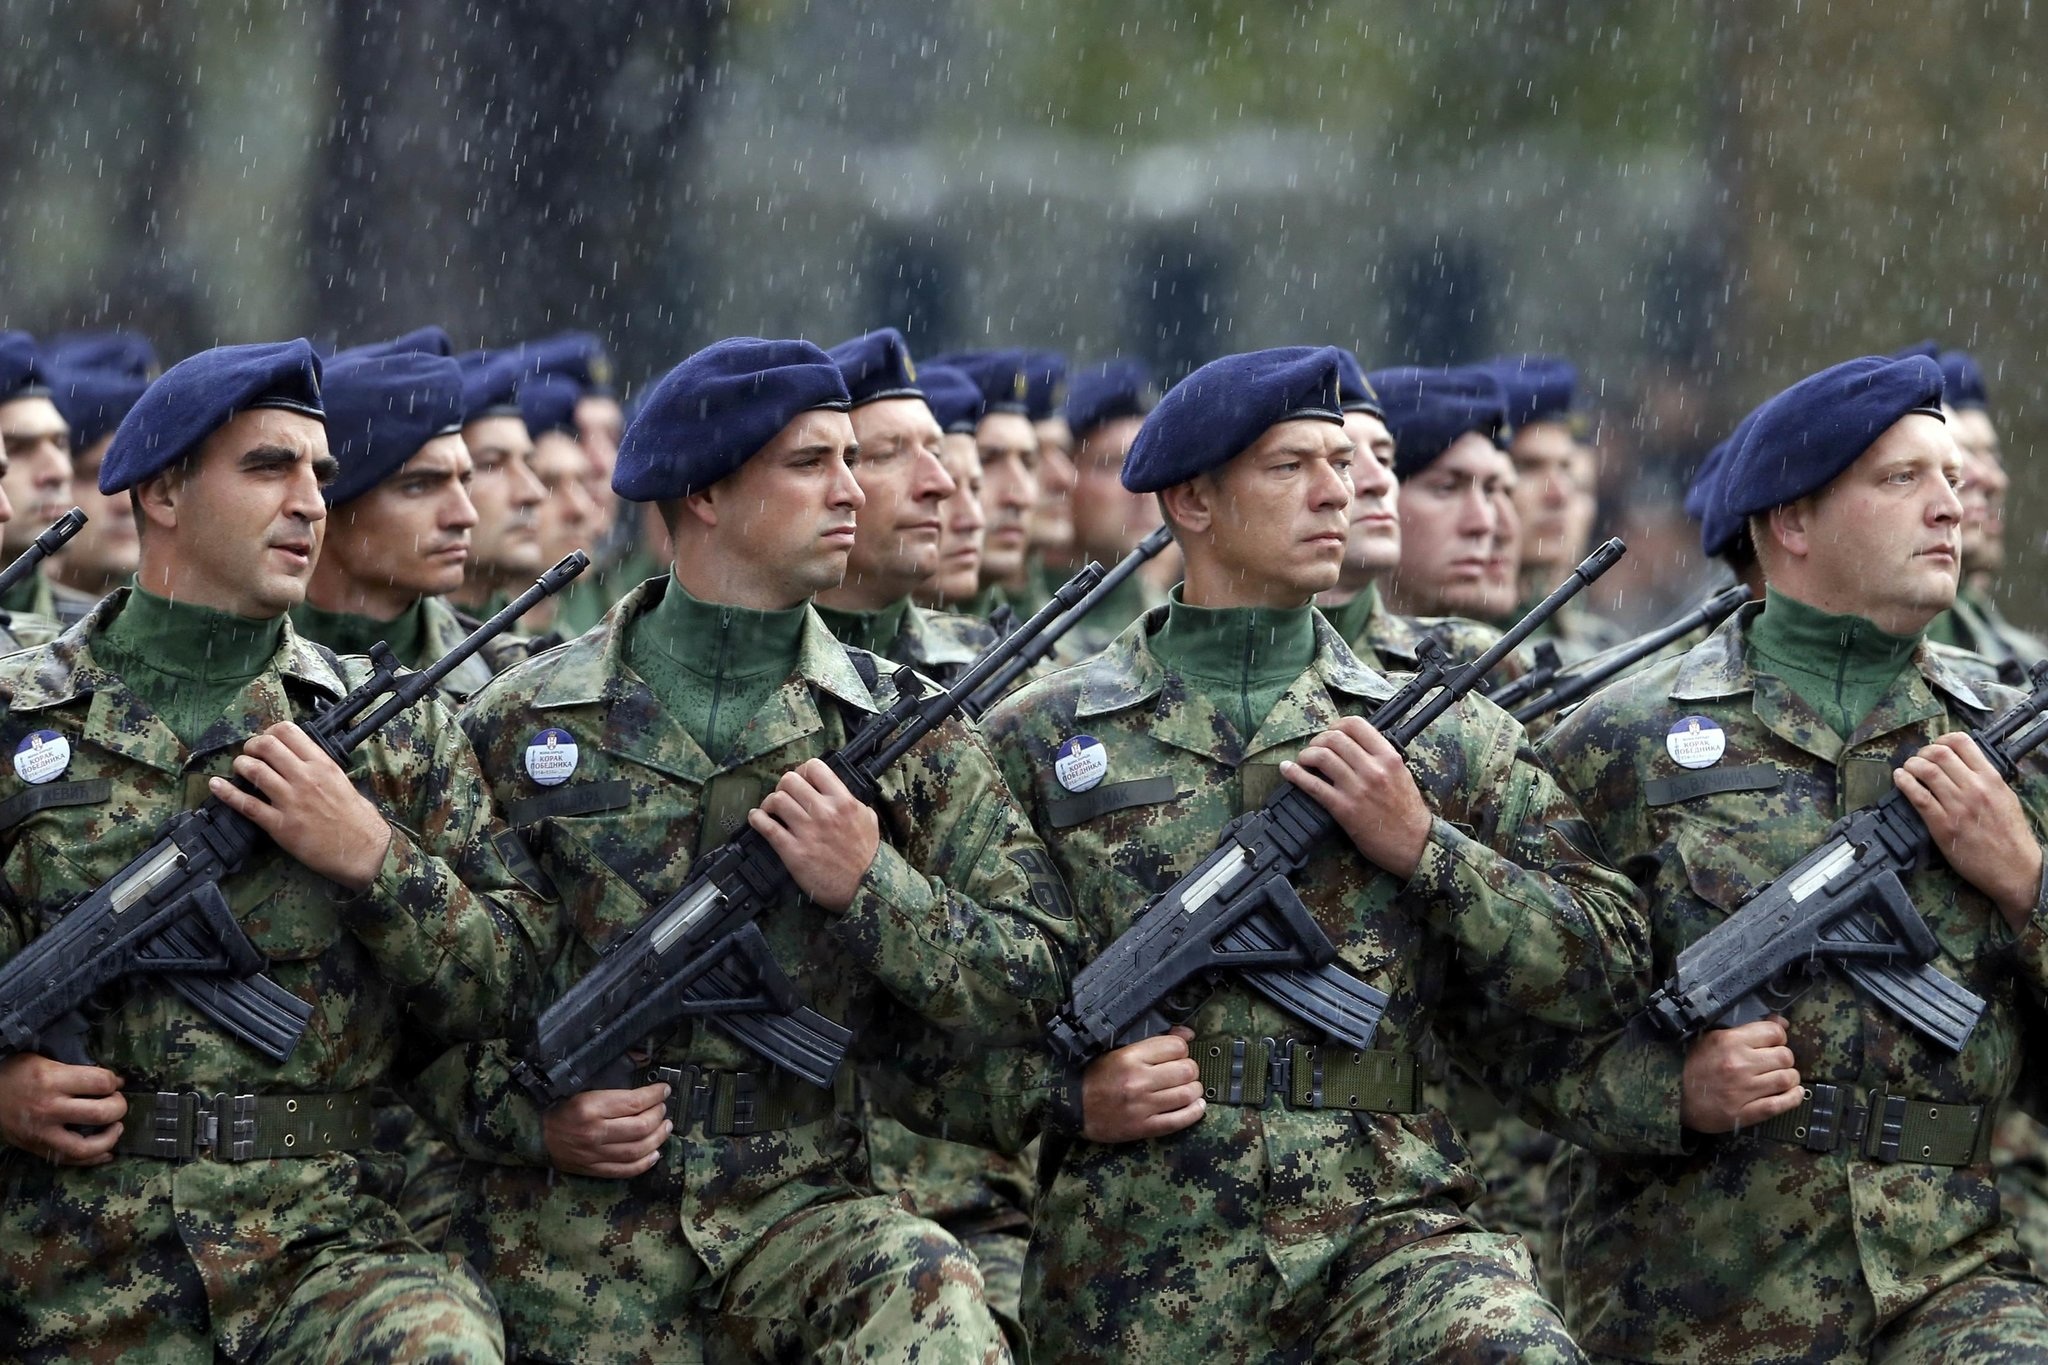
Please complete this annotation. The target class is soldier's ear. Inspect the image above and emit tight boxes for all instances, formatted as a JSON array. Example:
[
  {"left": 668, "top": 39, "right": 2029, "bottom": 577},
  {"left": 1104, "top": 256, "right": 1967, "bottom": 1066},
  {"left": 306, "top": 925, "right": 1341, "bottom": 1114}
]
[
  {"left": 1159, "top": 477, "right": 1213, "bottom": 536},
  {"left": 1760, "top": 501, "right": 1813, "bottom": 562}
]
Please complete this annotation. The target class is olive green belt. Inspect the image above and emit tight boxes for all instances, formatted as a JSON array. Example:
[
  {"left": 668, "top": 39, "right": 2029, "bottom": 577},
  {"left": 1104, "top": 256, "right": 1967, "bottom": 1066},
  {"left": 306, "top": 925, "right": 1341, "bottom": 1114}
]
[
  {"left": 1191, "top": 1035, "right": 1422, "bottom": 1114},
  {"left": 1752, "top": 1082, "right": 1988, "bottom": 1167},
  {"left": 652, "top": 1063, "right": 839, "bottom": 1137},
  {"left": 115, "top": 1088, "right": 374, "bottom": 1162}
]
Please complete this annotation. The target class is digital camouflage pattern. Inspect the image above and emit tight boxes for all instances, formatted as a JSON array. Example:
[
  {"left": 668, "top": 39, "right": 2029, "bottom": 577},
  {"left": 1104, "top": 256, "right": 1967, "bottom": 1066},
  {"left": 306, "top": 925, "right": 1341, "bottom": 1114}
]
[
  {"left": 979, "top": 607, "right": 1647, "bottom": 1363},
  {"left": 1522, "top": 599, "right": 1634, "bottom": 668},
  {"left": 427, "top": 594, "right": 548, "bottom": 704},
  {"left": 0, "top": 591, "right": 545, "bottom": 1363},
  {"left": 424, "top": 577, "right": 1083, "bottom": 1364},
  {"left": 877, "top": 600, "right": 1000, "bottom": 688},
  {"left": 1503, "top": 605, "right": 2048, "bottom": 1363},
  {"left": 1, "top": 607, "right": 61, "bottom": 651}
]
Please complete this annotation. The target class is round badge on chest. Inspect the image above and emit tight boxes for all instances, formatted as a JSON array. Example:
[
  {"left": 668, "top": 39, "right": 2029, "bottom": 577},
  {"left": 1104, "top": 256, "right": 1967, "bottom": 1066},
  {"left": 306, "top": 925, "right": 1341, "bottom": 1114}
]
[
  {"left": 1054, "top": 734, "right": 1109, "bottom": 793},
  {"left": 12, "top": 730, "right": 70, "bottom": 785},
  {"left": 525, "top": 728, "right": 580, "bottom": 786},
  {"left": 1665, "top": 715, "right": 1726, "bottom": 770}
]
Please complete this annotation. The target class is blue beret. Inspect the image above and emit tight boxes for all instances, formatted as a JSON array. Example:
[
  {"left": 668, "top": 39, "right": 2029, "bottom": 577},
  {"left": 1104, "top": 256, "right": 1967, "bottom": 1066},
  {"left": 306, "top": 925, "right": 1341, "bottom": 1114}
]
[
  {"left": 48, "top": 330, "right": 158, "bottom": 378},
  {"left": 456, "top": 350, "right": 526, "bottom": 424},
  {"left": 518, "top": 372, "right": 584, "bottom": 439},
  {"left": 614, "top": 337, "right": 851, "bottom": 502},
  {"left": 919, "top": 364, "right": 983, "bottom": 435},
  {"left": 1066, "top": 359, "right": 1157, "bottom": 439},
  {"left": 1369, "top": 366, "right": 1510, "bottom": 479},
  {"left": 826, "top": 328, "right": 925, "bottom": 407},
  {"left": 1021, "top": 350, "right": 1067, "bottom": 422},
  {"left": 1938, "top": 349, "right": 1989, "bottom": 412},
  {"left": 523, "top": 330, "right": 614, "bottom": 396},
  {"left": 1331, "top": 350, "right": 1385, "bottom": 419},
  {"left": 99, "top": 339, "right": 324, "bottom": 495},
  {"left": 0, "top": 332, "right": 48, "bottom": 404},
  {"left": 1718, "top": 355, "right": 1946, "bottom": 522},
  {"left": 1485, "top": 354, "right": 1578, "bottom": 428},
  {"left": 931, "top": 350, "right": 1034, "bottom": 417},
  {"left": 1689, "top": 405, "right": 1763, "bottom": 559},
  {"left": 320, "top": 348, "right": 466, "bottom": 507},
  {"left": 1120, "top": 346, "right": 1345, "bottom": 494},
  {"left": 50, "top": 364, "right": 151, "bottom": 451}
]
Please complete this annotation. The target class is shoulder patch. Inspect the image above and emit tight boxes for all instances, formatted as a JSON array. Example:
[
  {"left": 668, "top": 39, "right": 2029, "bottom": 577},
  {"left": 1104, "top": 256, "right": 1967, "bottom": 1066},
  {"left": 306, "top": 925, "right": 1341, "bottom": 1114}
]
[{"left": 1009, "top": 846, "right": 1074, "bottom": 920}]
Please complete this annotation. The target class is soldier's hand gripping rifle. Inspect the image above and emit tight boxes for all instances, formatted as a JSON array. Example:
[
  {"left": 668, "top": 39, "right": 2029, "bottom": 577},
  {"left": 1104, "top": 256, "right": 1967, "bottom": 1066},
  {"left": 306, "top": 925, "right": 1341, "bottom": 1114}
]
[
  {"left": 512, "top": 562, "right": 1109, "bottom": 1109},
  {"left": 0, "top": 508, "right": 86, "bottom": 605},
  {"left": 1045, "top": 538, "right": 1628, "bottom": 1067},
  {"left": 1643, "top": 660, "right": 2048, "bottom": 1054},
  {"left": 0, "top": 552, "right": 589, "bottom": 1070},
  {"left": 1501, "top": 584, "right": 1750, "bottom": 726},
  {"left": 962, "top": 525, "right": 1173, "bottom": 720}
]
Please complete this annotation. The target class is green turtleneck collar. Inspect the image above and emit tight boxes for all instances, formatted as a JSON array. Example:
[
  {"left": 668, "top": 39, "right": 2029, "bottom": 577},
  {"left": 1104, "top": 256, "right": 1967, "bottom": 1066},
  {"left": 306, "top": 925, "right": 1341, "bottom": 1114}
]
[
  {"left": 1746, "top": 588, "right": 1922, "bottom": 740},
  {"left": 1149, "top": 586, "right": 1318, "bottom": 741},
  {"left": 290, "top": 597, "right": 429, "bottom": 667},
  {"left": 626, "top": 575, "right": 808, "bottom": 763},
  {"left": 814, "top": 597, "right": 911, "bottom": 658},
  {"left": 95, "top": 586, "right": 286, "bottom": 749},
  {"left": 1317, "top": 583, "right": 1380, "bottom": 648}
]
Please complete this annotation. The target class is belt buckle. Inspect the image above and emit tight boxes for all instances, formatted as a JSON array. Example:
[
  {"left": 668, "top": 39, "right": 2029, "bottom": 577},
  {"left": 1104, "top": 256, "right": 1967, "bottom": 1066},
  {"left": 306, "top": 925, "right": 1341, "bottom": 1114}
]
[
  {"left": 1224, "top": 1039, "right": 1249, "bottom": 1105},
  {"left": 150, "top": 1091, "right": 193, "bottom": 1160},
  {"left": 1803, "top": 1083, "right": 1843, "bottom": 1152},
  {"left": 188, "top": 1092, "right": 260, "bottom": 1161},
  {"left": 1868, "top": 1092, "right": 1907, "bottom": 1163},
  {"left": 1264, "top": 1036, "right": 1291, "bottom": 1109}
]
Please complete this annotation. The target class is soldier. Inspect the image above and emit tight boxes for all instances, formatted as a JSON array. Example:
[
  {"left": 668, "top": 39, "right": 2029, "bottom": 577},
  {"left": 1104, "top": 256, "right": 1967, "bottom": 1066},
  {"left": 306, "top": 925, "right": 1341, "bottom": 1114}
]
[
  {"left": 1509, "top": 352, "right": 2048, "bottom": 1360},
  {"left": 513, "top": 372, "right": 602, "bottom": 640},
  {"left": 1025, "top": 348, "right": 1076, "bottom": 600},
  {"left": 812, "top": 329, "right": 998, "bottom": 683},
  {"left": 940, "top": 350, "right": 1045, "bottom": 623},
  {"left": 980, "top": 345, "right": 1646, "bottom": 1362},
  {"left": 1374, "top": 365, "right": 1522, "bottom": 628},
  {"left": 449, "top": 350, "right": 548, "bottom": 621},
  {"left": 1048, "top": 359, "right": 1168, "bottom": 660},
  {"left": 912, "top": 362, "right": 991, "bottom": 613},
  {"left": 423, "top": 337, "right": 1082, "bottom": 1363},
  {"left": 1314, "top": 350, "right": 1513, "bottom": 673},
  {"left": 0, "top": 338, "right": 543, "bottom": 1362},
  {"left": 0, "top": 333, "right": 72, "bottom": 647},
  {"left": 45, "top": 333, "right": 152, "bottom": 626},
  {"left": 1487, "top": 355, "right": 1631, "bottom": 663},
  {"left": 523, "top": 331, "right": 631, "bottom": 639}
]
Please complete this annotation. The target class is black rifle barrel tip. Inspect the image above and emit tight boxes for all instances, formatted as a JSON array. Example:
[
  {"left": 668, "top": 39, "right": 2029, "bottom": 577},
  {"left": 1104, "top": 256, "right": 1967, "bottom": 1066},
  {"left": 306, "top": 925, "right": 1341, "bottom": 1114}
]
[
  {"left": 1583, "top": 537, "right": 1627, "bottom": 577},
  {"left": 542, "top": 550, "right": 592, "bottom": 589},
  {"left": 47, "top": 508, "right": 88, "bottom": 544}
]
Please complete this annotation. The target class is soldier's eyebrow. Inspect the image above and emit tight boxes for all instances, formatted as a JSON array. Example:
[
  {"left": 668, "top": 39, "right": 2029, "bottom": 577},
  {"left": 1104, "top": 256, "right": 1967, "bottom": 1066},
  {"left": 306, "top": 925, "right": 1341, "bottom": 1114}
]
[{"left": 238, "top": 444, "right": 304, "bottom": 471}]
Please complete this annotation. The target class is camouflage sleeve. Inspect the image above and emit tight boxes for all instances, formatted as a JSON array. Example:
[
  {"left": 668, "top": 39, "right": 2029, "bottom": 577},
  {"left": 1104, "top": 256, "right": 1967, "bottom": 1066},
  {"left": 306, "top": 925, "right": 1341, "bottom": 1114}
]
[
  {"left": 830, "top": 715, "right": 1083, "bottom": 1041},
  {"left": 409, "top": 1036, "right": 552, "bottom": 1167},
  {"left": 1404, "top": 695, "right": 1652, "bottom": 1032},
  {"left": 342, "top": 690, "right": 550, "bottom": 1043},
  {"left": 858, "top": 1010, "right": 1053, "bottom": 1156}
]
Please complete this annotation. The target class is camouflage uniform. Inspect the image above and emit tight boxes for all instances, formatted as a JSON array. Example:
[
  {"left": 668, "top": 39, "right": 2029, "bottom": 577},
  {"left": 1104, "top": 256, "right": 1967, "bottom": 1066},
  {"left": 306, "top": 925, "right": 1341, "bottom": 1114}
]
[
  {"left": 1506, "top": 605, "right": 2048, "bottom": 1362},
  {"left": 1, "top": 608, "right": 62, "bottom": 651},
  {"left": 0, "top": 592, "right": 544, "bottom": 1364},
  {"left": 1051, "top": 568, "right": 1166, "bottom": 663},
  {"left": 425, "top": 578, "right": 1083, "bottom": 1364},
  {"left": 1522, "top": 598, "right": 1633, "bottom": 668},
  {"left": 980, "top": 608, "right": 1647, "bottom": 1363},
  {"left": 1930, "top": 585, "right": 2048, "bottom": 682}
]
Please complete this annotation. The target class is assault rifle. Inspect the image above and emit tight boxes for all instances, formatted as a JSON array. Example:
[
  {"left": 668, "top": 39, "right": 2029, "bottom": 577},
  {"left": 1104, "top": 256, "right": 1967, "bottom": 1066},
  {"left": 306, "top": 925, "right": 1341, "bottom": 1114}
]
[
  {"left": 0, "top": 552, "right": 588, "bottom": 1068},
  {"left": 961, "top": 525, "right": 1173, "bottom": 720},
  {"left": 0, "top": 508, "right": 86, "bottom": 604},
  {"left": 513, "top": 561, "right": 1110, "bottom": 1108},
  {"left": 1643, "top": 660, "right": 2048, "bottom": 1053},
  {"left": 1496, "top": 584, "right": 1750, "bottom": 726},
  {"left": 1044, "top": 538, "right": 1628, "bottom": 1066}
]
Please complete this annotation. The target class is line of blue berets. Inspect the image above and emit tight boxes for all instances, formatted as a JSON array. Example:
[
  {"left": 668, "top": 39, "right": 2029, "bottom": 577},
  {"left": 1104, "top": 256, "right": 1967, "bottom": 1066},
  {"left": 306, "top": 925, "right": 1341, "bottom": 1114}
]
[
  {"left": 919, "top": 364, "right": 983, "bottom": 435},
  {"left": 99, "top": 339, "right": 325, "bottom": 495},
  {"left": 1368, "top": 365, "right": 1510, "bottom": 480},
  {"left": 321, "top": 342, "right": 466, "bottom": 508},
  {"left": 614, "top": 337, "right": 850, "bottom": 502},
  {"left": 826, "top": 328, "right": 925, "bottom": 407},
  {"left": 519, "top": 372, "right": 584, "bottom": 440},
  {"left": 1482, "top": 354, "right": 1578, "bottom": 429},
  {"left": 1120, "top": 346, "right": 1346, "bottom": 494},
  {"left": 0, "top": 332, "right": 49, "bottom": 404},
  {"left": 928, "top": 349, "right": 1034, "bottom": 417},
  {"left": 456, "top": 350, "right": 527, "bottom": 425},
  {"left": 1066, "top": 359, "right": 1157, "bottom": 441},
  {"left": 1330, "top": 350, "right": 1383, "bottom": 419}
]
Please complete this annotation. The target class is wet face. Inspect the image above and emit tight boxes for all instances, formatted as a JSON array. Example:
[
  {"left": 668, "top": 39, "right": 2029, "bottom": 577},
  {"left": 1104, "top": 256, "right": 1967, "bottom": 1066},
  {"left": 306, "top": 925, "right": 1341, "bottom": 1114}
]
[
  {"left": 689, "top": 408, "right": 865, "bottom": 606},
  {"left": 137, "top": 407, "right": 334, "bottom": 618},
  {"left": 1760, "top": 412, "right": 1963, "bottom": 634},
  {"left": 1070, "top": 415, "right": 1162, "bottom": 563},
  {"left": 1029, "top": 416, "right": 1076, "bottom": 555},
  {"left": 1951, "top": 408, "right": 2006, "bottom": 574},
  {"left": 1482, "top": 467, "right": 1523, "bottom": 618},
  {"left": 576, "top": 393, "right": 624, "bottom": 543},
  {"left": 1509, "top": 420, "right": 1583, "bottom": 571},
  {"left": 531, "top": 429, "right": 601, "bottom": 570},
  {"left": 48, "top": 434, "right": 138, "bottom": 594},
  {"left": 1339, "top": 410, "right": 1400, "bottom": 583},
  {"left": 975, "top": 412, "right": 1040, "bottom": 583},
  {"left": 1168, "top": 418, "right": 1354, "bottom": 607},
  {"left": 926, "top": 431, "right": 986, "bottom": 604},
  {"left": 460, "top": 415, "right": 545, "bottom": 585},
  {"left": 836, "top": 397, "right": 953, "bottom": 607},
  {"left": 0, "top": 395, "right": 69, "bottom": 554},
  {"left": 318, "top": 435, "right": 477, "bottom": 610},
  {"left": 1389, "top": 434, "right": 1516, "bottom": 618}
]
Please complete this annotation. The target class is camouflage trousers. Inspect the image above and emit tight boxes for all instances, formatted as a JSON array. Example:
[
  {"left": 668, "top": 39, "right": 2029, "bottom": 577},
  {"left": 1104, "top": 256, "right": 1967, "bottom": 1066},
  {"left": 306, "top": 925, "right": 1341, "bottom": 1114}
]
[
  {"left": 371, "top": 1094, "right": 465, "bottom": 1251},
  {"left": 1024, "top": 1222, "right": 1583, "bottom": 1364},
  {"left": 1438, "top": 1069, "right": 1566, "bottom": 1301},
  {"left": 0, "top": 1159, "right": 501, "bottom": 1364},
  {"left": 1994, "top": 1109, "right": 2048, "bottom": 1276}
]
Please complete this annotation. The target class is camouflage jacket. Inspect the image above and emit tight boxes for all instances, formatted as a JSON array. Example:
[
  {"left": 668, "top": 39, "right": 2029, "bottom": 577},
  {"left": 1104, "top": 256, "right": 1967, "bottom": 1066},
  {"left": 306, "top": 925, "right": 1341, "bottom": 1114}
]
[
  {"left": 1511, "top": 605, "right": 2048, "bottom": 1361},
  {"left": 1524, "top": 597, "right": 1633, "bottom": 666},
  {"left": 0, "top": 591, "right": 544, "bottom": 1359},
  {"left": 424, "top": 577, "right": 1080, "bottom": 1358},
  {"left": 1937, "top": 585, "right": 2048, "bottom": 675},
  {"left": 424, "top": 594, "right": 544, "bottom": 703},
  {"left": 978, "top": 609, "right": 1647, "bottom": 1316},
  {"left": 845, "top": 600, "right": 998, "bottom": 690},
  {"left": 0, "top": 608, "right": 62, "bottom": 651}
]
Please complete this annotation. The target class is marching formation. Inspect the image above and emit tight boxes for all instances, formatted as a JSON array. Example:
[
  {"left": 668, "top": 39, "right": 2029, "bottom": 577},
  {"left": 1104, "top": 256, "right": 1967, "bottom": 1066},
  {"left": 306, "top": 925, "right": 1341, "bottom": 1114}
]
[{"left": 0, "top": 320, "right": 2043, "bottom": 1365}]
